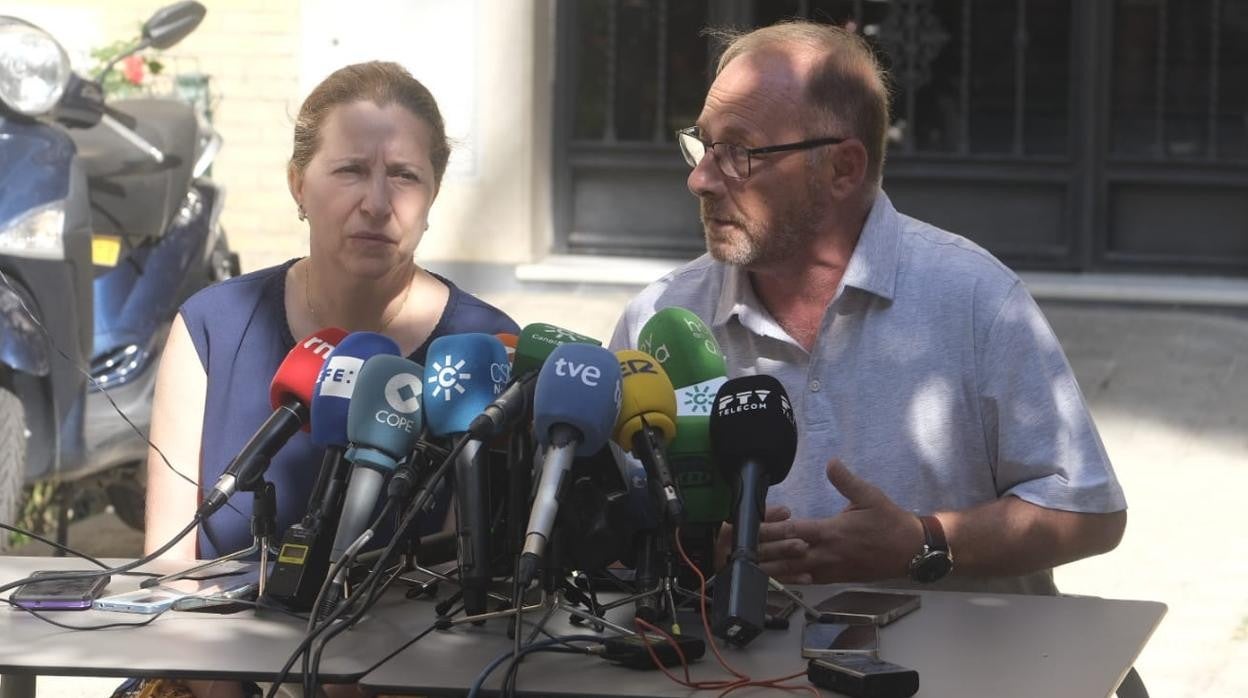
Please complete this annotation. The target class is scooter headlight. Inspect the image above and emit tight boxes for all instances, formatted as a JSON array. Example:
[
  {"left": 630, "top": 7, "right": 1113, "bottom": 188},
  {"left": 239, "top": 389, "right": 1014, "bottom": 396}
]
[
  {"left": 0, "top": 17, "right": 71, "bottom": 116},
  {"left": 0, "top": 199, "right": 65, "bottom": 260}
]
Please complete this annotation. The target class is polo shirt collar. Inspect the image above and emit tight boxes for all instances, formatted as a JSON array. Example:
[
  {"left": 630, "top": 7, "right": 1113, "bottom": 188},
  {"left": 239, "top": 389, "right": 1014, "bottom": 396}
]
[{"left": 711, "top": 190, "right": 904, "bottom": 330}]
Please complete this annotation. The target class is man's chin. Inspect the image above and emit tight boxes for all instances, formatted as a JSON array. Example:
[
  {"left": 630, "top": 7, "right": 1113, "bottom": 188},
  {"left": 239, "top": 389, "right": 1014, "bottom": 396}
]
[{"left": 706, "top": 240, "right": 756, "bottom": 267}]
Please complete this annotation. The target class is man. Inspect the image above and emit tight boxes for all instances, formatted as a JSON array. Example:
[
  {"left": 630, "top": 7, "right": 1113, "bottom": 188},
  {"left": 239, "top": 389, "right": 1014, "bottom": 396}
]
[{"left": 609, "top": 21, "right": 1126, "bottom": 594}]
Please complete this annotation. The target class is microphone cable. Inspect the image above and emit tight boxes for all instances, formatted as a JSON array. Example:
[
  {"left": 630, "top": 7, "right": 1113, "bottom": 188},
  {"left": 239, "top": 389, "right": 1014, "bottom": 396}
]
[
  {"left": 0, "top": 514, "right": 202, "bottom": 598},
  {"left": 0, "top": 268, "right": 242, "bottom": 518},
  {"left": 265, "top": 433, "right": 473, "bottom": 698},
  {"left": 0, "top": 524, "right": 275, "bottom": 633},
  {"left": 466, "top": 634, "right": 604, "bottom": 698}
]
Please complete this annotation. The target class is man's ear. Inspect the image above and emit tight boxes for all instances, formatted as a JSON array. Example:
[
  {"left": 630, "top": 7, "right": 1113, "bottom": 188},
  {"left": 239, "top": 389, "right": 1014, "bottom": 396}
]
[{"left": 828, "top": 139, "right": 868, "bottom": 198}]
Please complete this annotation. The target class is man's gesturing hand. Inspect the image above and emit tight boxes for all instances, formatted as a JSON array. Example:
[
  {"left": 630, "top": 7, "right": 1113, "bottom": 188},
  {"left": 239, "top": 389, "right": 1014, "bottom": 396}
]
[
  {"left": 715, "top": 505, "right": 810, "bottom": 582},
  {"left": 764, "top": 460, "right": 925, "bottom": 584}
]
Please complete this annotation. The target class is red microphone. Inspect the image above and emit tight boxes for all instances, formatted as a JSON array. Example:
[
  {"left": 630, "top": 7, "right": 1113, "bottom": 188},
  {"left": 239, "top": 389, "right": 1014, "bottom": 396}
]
[
  {"left": 496, "top": 333, "right": 518, "bottom": 367},
  {"left": 199, "top": 327, "right": 347, "bottom": 516}
]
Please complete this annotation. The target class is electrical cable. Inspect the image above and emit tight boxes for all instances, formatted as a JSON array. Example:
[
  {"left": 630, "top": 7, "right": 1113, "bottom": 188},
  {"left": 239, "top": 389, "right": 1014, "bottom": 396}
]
[
  {"left": 266, "top": 433, "right": 484, "bottom": 697},
  {"left": 1, "top": 597, "right": 175, "bottom": 631},
  {"left": 666, "top": 529, "right": 818, "bottom": 698},
  {"left": 0, "top": 521, "right": 246, "bottom": 582},
  {"left": 297, "top": 434, "right": 470, "bottom": 692},
  {"left": 0, "top": 515, "right": 201, "bottom": 596},
  {"left": 0, "top": 521, "right": 108, "bottom": 567},
  {"left": 466, "top": 635, "right": 603, "bottom": 698},
  {"left": 0, "top": 268, "right": 241, "bottom": 517}
]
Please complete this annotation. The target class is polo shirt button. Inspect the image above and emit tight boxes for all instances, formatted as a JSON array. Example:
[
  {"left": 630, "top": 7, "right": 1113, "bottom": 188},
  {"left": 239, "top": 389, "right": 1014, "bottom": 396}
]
[{"left": 809, "top": 380, "right": 821, "bottom": 392}]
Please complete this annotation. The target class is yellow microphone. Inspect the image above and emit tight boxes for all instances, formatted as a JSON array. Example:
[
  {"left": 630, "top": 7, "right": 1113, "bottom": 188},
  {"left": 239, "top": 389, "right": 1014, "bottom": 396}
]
[{"left": 613, "top": 350, "right": 682, "bottom": 521}]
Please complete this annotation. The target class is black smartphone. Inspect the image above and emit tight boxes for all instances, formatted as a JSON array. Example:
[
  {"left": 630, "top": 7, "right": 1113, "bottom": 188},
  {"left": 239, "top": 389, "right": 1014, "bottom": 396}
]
[
  {"left": 807, "top": 655, "right": 919, "bottom": 698},
  {"left": 11, "top": 571, "right": 111, "bottom": 611},
  {"left": 814, "top": 589, "right": 921, "bottom": 626}
]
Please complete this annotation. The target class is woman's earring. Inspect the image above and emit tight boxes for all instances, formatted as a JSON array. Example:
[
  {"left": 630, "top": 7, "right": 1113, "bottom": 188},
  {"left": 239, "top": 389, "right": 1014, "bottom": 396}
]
[{"left": 297, "top": 204, "right": 307, "bottom": 221}]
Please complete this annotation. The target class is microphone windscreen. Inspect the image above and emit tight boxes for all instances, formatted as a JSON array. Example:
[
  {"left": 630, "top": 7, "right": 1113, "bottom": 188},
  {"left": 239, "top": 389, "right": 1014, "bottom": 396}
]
[
  {"left": 709, "top": 375, "right": 797, "bottom": 485},
  {"left": 638, "top": 307, "right": 727, "bottom": 389},
  {"left": 613, "top": 350, "right": 677, "bottom": 451},
  {"left": 513, "top": 322, "right": 600, "bottom": 378},
  {"left": 271, "top": 328, "right": 348, "bottom": 430},
  {"left": 423, "top": 333, "right": 510, "bottom": 436},
  {"left": 346, "top": 355, "right": 425, "bottom": 471},
  {"left": 532, "top": 343, "right": 621, "bottom": 456},
  {"left": 310, "top": 332, "right": 401, "bottom": 447},
  {"left": 495, "top": 333, "right": 518, "bottom": 366}
]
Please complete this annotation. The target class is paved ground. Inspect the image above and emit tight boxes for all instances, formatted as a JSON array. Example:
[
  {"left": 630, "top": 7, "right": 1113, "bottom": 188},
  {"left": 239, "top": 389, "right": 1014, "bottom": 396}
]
[{"left": 6, "top": 291, "right": 1247, "bottom": 697}]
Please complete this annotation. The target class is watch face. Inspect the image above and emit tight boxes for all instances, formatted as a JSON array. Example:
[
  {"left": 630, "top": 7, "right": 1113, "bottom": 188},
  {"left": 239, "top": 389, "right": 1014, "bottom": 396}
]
[{"left": 911, "top": 551, "right": 952, "bottom": 583}]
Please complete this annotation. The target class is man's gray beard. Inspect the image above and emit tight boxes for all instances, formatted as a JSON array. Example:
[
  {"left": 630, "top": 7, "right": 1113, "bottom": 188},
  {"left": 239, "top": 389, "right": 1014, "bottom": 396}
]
[{"left": 701, "top": 198, "right": 817, "bottom": 269}]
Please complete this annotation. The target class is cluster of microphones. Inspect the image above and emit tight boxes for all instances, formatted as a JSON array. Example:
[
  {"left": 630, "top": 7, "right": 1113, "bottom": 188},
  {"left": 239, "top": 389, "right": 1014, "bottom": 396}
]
[{"left": 195, "top": 306, "right": 798, "bottom": 648}]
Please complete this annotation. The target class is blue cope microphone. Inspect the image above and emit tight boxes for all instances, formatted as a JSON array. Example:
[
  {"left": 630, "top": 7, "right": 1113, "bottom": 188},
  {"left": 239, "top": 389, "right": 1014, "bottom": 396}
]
[
  {"left": 325, "top": 354, "right": 425, "bottom": 610},
  {"left": 422, "top": 333, "right": 509, "bottom": 617},
  {"left": 267, "top": 331, "right": 400, "bottom": 609},
  {"left": 517, "top": 343, "right": 622, "bottom": 588},
  {"left": 309, "top": 332, "right": 401, "bottom": 512}
]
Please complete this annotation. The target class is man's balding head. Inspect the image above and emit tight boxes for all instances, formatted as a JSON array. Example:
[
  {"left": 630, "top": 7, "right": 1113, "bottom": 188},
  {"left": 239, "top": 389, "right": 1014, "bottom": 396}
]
[{"left": 708, "top": 22, "right": 891, "bottom": 186}]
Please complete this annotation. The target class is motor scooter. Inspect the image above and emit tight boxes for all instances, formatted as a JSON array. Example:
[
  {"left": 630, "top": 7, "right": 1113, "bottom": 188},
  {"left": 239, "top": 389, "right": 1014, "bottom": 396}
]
[{"left": 0, "top": 0, "right": 237, "bottom": 545}]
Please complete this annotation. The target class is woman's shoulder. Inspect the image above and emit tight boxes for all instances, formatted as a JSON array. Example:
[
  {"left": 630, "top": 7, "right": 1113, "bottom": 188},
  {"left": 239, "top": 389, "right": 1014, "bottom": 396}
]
[
  {"left": 182, "top": 258, "right": 295, "bottom": 318},
  {"left": 437, "top": 274, "right": 521, "bottom": 336},
  {"left": 179, "top": 259, "right": 297, "bottom": 366}
]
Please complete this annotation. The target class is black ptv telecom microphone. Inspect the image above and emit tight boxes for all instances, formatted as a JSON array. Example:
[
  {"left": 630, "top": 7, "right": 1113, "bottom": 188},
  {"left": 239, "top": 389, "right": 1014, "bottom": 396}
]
[{"left": 708, "top": 374, "right": 797, "bottom": 647}]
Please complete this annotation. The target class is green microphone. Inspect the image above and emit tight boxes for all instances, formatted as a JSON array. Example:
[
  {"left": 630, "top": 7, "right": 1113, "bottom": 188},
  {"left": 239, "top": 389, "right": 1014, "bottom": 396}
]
[
  {"left": 512, "top": 322, "right": 601, "bottom": 379},
  {"left": 638, "top": 307, "right": 730, "bottom": 524}
]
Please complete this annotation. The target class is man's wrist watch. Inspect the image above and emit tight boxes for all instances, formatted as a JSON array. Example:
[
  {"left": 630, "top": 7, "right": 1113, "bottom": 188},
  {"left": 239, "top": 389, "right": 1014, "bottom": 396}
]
[{"left": 908, "top": 514, "right": 953, "bottom": 583}]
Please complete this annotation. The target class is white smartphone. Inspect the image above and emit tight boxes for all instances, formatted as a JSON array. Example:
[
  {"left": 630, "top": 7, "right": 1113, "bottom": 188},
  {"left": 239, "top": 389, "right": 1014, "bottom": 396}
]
[
  {"left": 801, "top": 619, "right": 880, "bottom": 659},
  {"left": 93, "top": 588, "right": 186, "bottom": 614}
]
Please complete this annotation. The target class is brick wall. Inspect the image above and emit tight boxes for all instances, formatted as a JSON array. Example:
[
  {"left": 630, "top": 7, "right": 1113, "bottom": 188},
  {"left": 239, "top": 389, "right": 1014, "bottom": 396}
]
[
  {"left": 17, "top": 0, "right": 320, "bottom": 272},
  {"left": 14, "top": 0, "right": 553, "bottom": 272}
]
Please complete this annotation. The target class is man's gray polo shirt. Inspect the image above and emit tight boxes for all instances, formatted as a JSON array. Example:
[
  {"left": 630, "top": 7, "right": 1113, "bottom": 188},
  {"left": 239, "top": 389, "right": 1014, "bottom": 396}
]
[{"left": 610, "top": 192, "right": 1126, "bottom": 594}]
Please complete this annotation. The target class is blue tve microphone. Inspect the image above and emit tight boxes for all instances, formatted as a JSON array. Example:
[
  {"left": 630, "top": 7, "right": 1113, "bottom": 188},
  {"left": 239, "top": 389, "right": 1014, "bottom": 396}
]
[
  {"left": 321, "top": 354, "right": 424, "bottom": 615},
  {"left": 517, "top": 343, "right": 622, "bottom": 588},
  {"left": 267, "top": 332, "right": 400, "bottom": 610},
  {"left": 423, "top": 333, "right": 510, "bottom": 617}
]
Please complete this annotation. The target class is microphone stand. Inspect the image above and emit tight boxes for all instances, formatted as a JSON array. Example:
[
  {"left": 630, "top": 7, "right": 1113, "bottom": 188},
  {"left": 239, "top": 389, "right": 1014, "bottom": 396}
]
[{"left": 143, "top": 479, "right": 279, "bottom": 592}]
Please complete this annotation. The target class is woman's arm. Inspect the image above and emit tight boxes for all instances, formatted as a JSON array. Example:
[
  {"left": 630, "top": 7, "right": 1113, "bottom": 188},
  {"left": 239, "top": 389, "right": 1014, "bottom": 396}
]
[{"left": 143, "top": 314, "right": 207, "bottom": 558}]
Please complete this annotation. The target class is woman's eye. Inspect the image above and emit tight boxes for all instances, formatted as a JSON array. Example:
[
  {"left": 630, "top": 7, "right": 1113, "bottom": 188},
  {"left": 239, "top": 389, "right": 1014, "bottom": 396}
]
[
  {"left": 335, "top": 165, "right": 362, "bottom": 175},
  {"left": 394, "top": 171, "right": 420, "bottom": 182}
]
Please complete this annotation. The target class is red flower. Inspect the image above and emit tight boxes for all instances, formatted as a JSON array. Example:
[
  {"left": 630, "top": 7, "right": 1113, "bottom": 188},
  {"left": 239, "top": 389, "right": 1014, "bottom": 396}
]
[{"left": 123, "top": 55, "right": 145, "bottom": 85}]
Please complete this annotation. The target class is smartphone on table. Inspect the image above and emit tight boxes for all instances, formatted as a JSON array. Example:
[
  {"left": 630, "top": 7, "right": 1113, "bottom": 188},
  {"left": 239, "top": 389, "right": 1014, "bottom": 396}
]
[
  {"left": 11, "top": 571, "right": 111, "bottom": 611},
  {"left": 801, "top": 619, "right": 880, "bottom": 659},
  {"left": 807, "top": 655, "right": 919, "bottom": 698},
  {"left": 171, "top": 582, "right": 259, "bottom": 614},
  {"left": 814, "top": 589, "right": 920, "bottom": 626},
  {"left": 93, "top": 588, "right": 186, "bottom": 614}
]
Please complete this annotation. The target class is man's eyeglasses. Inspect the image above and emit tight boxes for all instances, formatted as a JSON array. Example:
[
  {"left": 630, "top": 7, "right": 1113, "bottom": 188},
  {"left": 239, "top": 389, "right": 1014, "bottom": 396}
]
[{"left": 676, "top": 127, "right": 847, "bottom": 180}]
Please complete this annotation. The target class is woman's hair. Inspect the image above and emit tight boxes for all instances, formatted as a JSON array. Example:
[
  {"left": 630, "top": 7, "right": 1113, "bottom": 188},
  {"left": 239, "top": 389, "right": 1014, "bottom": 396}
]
[
  {"left": 706, "top": 21, "right": 891, "bottom": 185},
  {"left": 289, "top": 61, "right": 451, "bottom": 188}
]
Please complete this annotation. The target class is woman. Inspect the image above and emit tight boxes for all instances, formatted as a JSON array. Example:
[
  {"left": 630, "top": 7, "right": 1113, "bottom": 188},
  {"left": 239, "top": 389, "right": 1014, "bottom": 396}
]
[{"left": 144, "top": 61, "right": 519, "bottom": 561}]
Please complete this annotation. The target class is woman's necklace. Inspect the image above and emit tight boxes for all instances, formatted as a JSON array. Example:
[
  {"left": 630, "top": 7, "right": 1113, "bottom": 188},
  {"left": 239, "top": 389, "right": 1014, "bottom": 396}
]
[{"left": 304, "top": 262, "right": 413, "bottom": 334}]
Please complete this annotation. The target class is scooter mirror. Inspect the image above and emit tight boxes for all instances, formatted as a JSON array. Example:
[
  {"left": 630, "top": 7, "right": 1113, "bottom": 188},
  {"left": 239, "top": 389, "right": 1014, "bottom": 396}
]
[{"left": 142, "top": 1, "right": 207, "bottom": 50}]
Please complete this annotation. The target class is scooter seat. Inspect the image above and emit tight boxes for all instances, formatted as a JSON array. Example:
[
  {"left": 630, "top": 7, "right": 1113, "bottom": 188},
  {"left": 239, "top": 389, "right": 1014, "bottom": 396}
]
[{"left": 70, "top": 98, "right": 198, "bottom": 242}]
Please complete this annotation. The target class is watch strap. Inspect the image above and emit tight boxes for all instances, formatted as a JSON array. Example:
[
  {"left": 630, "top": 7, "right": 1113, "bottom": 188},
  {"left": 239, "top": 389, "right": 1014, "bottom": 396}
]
[{"left": 919, "top": 515, "right": 949, "bottom": 554}]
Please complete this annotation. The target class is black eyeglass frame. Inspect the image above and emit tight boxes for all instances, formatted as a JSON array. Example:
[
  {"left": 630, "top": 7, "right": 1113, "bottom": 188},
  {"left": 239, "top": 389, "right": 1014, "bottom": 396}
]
[{"left": 676, "top": 126, "right": 848, "bottom": 180}]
